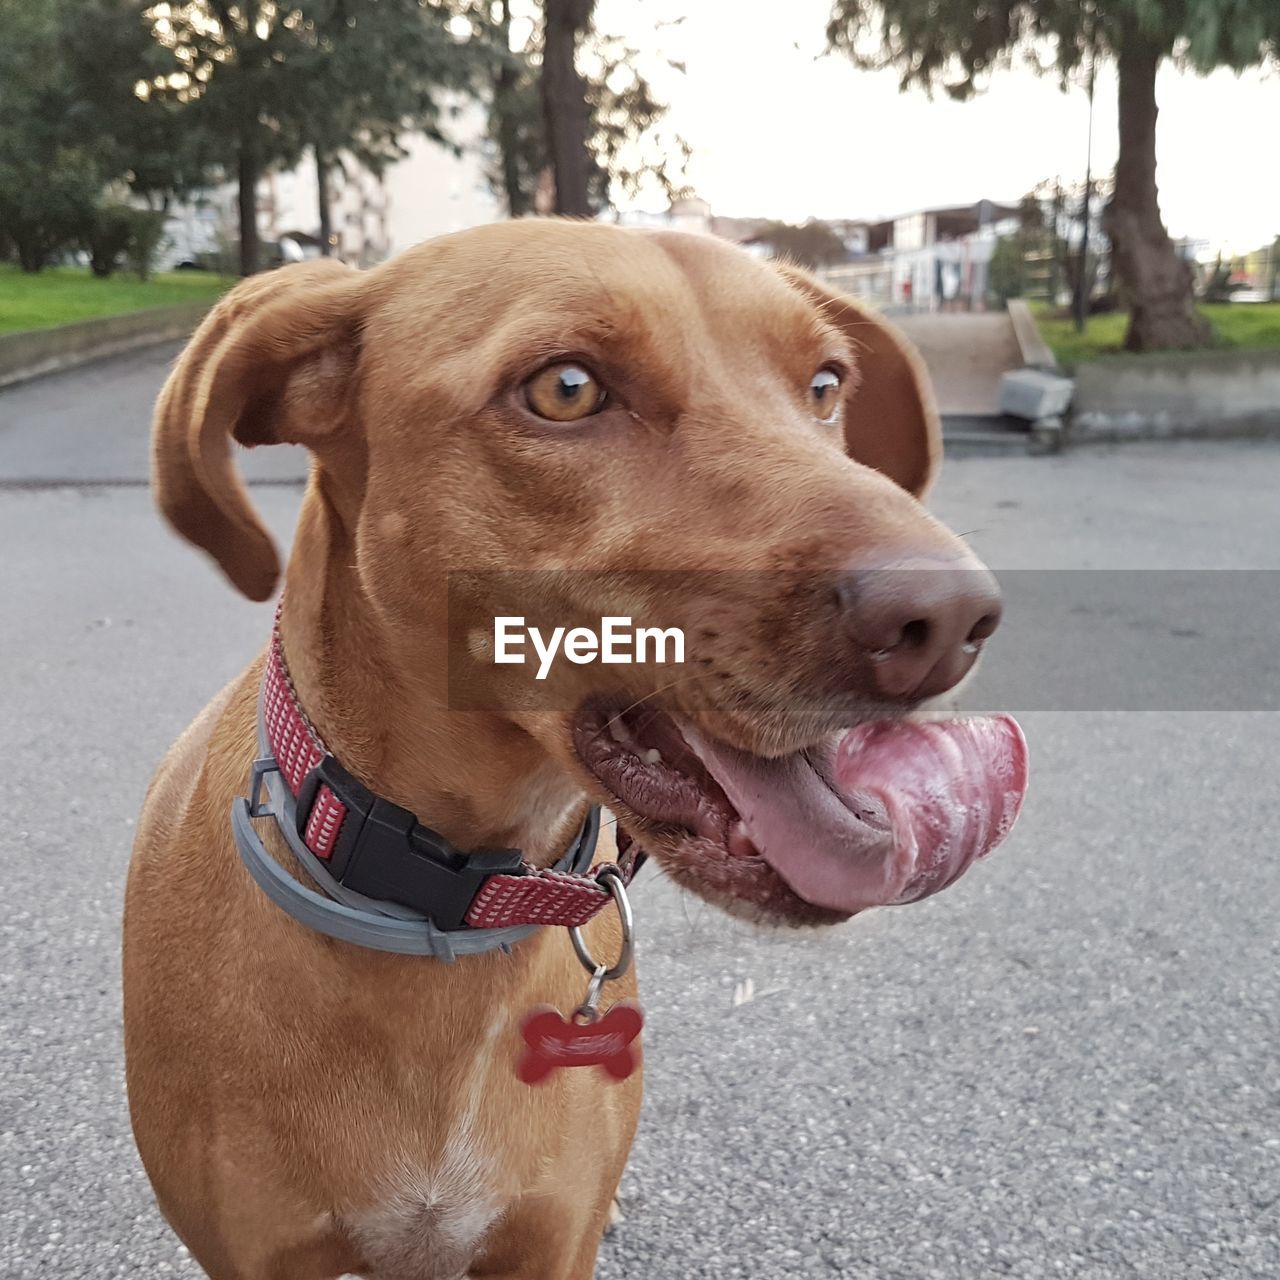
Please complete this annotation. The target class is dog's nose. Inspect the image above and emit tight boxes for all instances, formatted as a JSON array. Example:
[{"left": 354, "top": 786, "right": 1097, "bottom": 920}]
[{"left": 836, "top": 554, "right": 1003, "bottom": 700}]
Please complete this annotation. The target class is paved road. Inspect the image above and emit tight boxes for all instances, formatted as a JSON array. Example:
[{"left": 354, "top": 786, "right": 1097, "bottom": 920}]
[
  {"left": 0, "top": 342, "right": 306, "bottom": 485},
  {"left": 2, "top": 349, "right": 1278, "bottom": 1279}
]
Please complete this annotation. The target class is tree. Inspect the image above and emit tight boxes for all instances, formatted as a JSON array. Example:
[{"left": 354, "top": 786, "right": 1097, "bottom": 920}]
[
  {"left": 0, "top": 0, "right": 95, "bottom": 269},
  {"left": 540, "top": 0, "right": 594, "bottom": 215},
  {"left": 489, "top": 0, "right": 530, "bottom": 216},
  {"left": 461, "top": 1, "right": 688, "bottom": 218},
  {"left": 755, "top": 220, "right": 848, "bottom": 270},
  {"left": 987, "top": 191, "right": 1057, "bottom": 306},
  {"left": 826, "top": 2, "right": 1280, "bottom": 352},
  {"left": 583, "top": 23, "right": 689, "bottom": 211},
  {"left": 296, "top": 2, "right": 472, "bottom": 256},
  {"left": 140, "top": 3, "right": 308, "bottom": 276},
  {"left": 0, "top": 0, "right": 197, "bottom": 272},
  {"left": 65, "top": 0, "right": 211, "bottom": 209},
  {"left": 142, "top": 1, "right": 466, "bottom": 276},
  {"left": 987, "top": 233, "right": 1028, "bottom": 307}
]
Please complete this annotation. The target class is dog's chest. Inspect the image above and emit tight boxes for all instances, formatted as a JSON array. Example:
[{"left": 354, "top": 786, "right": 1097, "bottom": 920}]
[
  {"left": 343, "top": 1138, "right": 502, "bottom": 1280},
  {"left": 341, "top": 1012, "right": 510, "bottom": 1279}
]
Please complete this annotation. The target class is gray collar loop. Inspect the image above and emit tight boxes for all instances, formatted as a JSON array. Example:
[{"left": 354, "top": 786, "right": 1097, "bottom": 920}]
[{"left": 230, "top": 698, "right": 600, "bottom": 960}]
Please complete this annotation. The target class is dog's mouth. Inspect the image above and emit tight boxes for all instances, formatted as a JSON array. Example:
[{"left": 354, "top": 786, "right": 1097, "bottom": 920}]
[{"left": 572, "top": 699, "right": 1027, "bottom": 924}]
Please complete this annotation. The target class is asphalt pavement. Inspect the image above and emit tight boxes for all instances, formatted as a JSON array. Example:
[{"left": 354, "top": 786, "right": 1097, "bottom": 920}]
[{"left": 2, "top": 346, "right": 1278, "bottom": 1279}]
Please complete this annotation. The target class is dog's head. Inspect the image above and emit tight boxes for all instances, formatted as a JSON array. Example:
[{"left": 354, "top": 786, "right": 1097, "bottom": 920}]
[{"left": 154, "top": 221, "right": 1024, "bottom": 926}]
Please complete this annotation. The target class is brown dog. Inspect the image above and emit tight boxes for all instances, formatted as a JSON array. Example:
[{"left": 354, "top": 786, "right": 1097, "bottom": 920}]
[{"left": 124, "top": 220, "right": 1020, "bottom": 1279}]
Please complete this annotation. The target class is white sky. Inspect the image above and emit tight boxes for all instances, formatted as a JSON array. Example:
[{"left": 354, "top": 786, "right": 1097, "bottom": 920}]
[{"left": 595, "top": 0, "right": 1280, "bottom": 254}]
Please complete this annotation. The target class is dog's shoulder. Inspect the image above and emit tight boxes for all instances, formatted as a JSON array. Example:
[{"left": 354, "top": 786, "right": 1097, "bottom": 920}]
[{"left": 133, "top": 672, "right": 250, "bottom": 856}]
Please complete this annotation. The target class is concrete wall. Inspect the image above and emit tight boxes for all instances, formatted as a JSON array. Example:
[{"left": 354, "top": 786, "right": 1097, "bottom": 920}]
[
  {"left": 0, "top": 303, "right": 210, "bottom": 390},
  {"left": 1072, "top": 348, "right": 1280, "bottom": 439}
]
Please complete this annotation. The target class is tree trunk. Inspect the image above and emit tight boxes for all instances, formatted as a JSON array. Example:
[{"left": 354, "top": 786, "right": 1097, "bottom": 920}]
[
  {"left": 1102, "top": 28, "right": 1209, "bottom": 351},
  {"left": 16, "top": 235, "right": 45, "bottom": 273},
  {"left": 316, "top": 148, "right": 333, "bottom": 256},
  {"left": 540, "top": 0, "right": 594, "bottom": 217},
  {"left": 1048, "top": 180, "right": 1063, "bottom": 303},
  {"left": 494, "top": 0, "right": 528, "bottom": 217},
  {"left": 237, "top": 133, "right": 261, "bottom": 277}
]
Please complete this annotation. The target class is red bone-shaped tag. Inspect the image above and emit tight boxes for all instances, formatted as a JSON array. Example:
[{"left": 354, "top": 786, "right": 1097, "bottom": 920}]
[{"left": 517, "top": 1003, "right": 644, "bottom": 1085}]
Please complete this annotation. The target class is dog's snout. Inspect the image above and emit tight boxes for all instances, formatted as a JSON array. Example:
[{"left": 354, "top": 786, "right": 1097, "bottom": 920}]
[{"left": 835, "top": 554, "right": 1003, "bottom": 700}]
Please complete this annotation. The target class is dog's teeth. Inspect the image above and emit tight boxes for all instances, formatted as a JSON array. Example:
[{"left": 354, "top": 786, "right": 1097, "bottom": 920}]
[
  {"left": 607, "top": 718, "right": 629, "bottom": 745},
  {"left": 642, "top": 748, "right": 663, "bottom": 766}
]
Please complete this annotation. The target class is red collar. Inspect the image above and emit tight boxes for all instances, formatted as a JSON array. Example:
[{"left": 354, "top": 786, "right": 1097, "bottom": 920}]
[{"left": 261, "top": 612, "right": 632, "bottom": 933}]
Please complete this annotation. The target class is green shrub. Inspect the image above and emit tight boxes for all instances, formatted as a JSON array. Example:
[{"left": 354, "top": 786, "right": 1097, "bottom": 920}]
[
  {"left": 84, "top": 204, "right": 135, "bottom": 278},
  {"left": 988, "top": 234, "right": 1026, "bottom": 305},
  {"left": 80, "top": 203, "right": 170, "bottom": 280}
]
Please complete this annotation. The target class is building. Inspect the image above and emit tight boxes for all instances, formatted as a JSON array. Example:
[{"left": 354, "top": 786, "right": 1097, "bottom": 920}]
[
  {"left": 613, "top": 196, "right": 717, "bottom": 237},
  {"left": 823, "top": 199, "right": 1021, "bottom": 312},
  {"left": 382, "top": 116, "right": 502, "bottom": 255},
  {"left": 617, "top": 196, "right": 1021, "bottom": 311}
]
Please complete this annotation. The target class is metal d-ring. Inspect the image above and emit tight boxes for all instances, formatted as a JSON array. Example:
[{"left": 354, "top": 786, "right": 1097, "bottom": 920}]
[{"left": 569, "top": 864, "right": 634, "bottom": 982}]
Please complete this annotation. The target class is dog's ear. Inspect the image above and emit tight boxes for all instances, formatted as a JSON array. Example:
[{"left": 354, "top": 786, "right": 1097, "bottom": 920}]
[
  {"left": 779, "top": 266, "right": 941, "bottom": 500},
  {"left": 151, "top": 259, "right": 365, "bottom": 601}
]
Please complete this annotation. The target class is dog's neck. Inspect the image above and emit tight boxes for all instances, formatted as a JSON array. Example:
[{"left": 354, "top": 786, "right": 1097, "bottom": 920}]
[{"left": 273, "top": 492, "right": 587, "bottom": 866}]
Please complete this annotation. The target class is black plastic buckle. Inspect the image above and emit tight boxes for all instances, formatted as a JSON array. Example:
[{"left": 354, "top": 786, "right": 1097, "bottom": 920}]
[{"left": 295, "top": 755, "right": 526, "bottom": 931}]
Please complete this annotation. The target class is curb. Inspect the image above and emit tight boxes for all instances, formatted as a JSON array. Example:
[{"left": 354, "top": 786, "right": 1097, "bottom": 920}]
[
  {"left": 0, "top": 302, "right": 212, "bottom": 391},
  {"left": 942, "top": 413, "right": 1034, "bottom": 457},
  {"left": 1065, "top": 416, "right": 1280, "bottom": 446}
]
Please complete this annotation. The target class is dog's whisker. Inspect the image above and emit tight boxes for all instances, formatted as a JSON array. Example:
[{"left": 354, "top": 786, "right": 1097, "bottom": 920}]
[{"left": 580, "top": 671, "right": 716, "bottom": 755}]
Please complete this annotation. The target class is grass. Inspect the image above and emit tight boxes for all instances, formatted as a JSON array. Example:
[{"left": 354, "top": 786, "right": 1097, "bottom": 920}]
[
  {"left": 0, "top": 263, "right": 235, "bottom": 335},
  {"left": 1031, "top": 300, "right": 1280, "bottom": 371}
]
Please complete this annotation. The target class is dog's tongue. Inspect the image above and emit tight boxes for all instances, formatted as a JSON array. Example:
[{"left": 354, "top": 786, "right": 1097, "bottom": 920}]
[{"left": 683, "top": 717, "right": 1027, "bottom": 913}]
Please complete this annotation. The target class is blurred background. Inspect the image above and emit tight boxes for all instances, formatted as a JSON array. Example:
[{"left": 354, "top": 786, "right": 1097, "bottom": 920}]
[{"left": 2, "top": 0, "right": 1278, "bottom": 363}]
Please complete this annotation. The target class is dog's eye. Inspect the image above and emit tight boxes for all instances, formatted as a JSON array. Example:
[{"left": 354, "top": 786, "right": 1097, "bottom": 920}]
[
  {"left": 810, "top": 367, "right": 842, "bottom": 422},
  {"left": 524, "top": 363, "right": 607, "bottom": 423}
]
